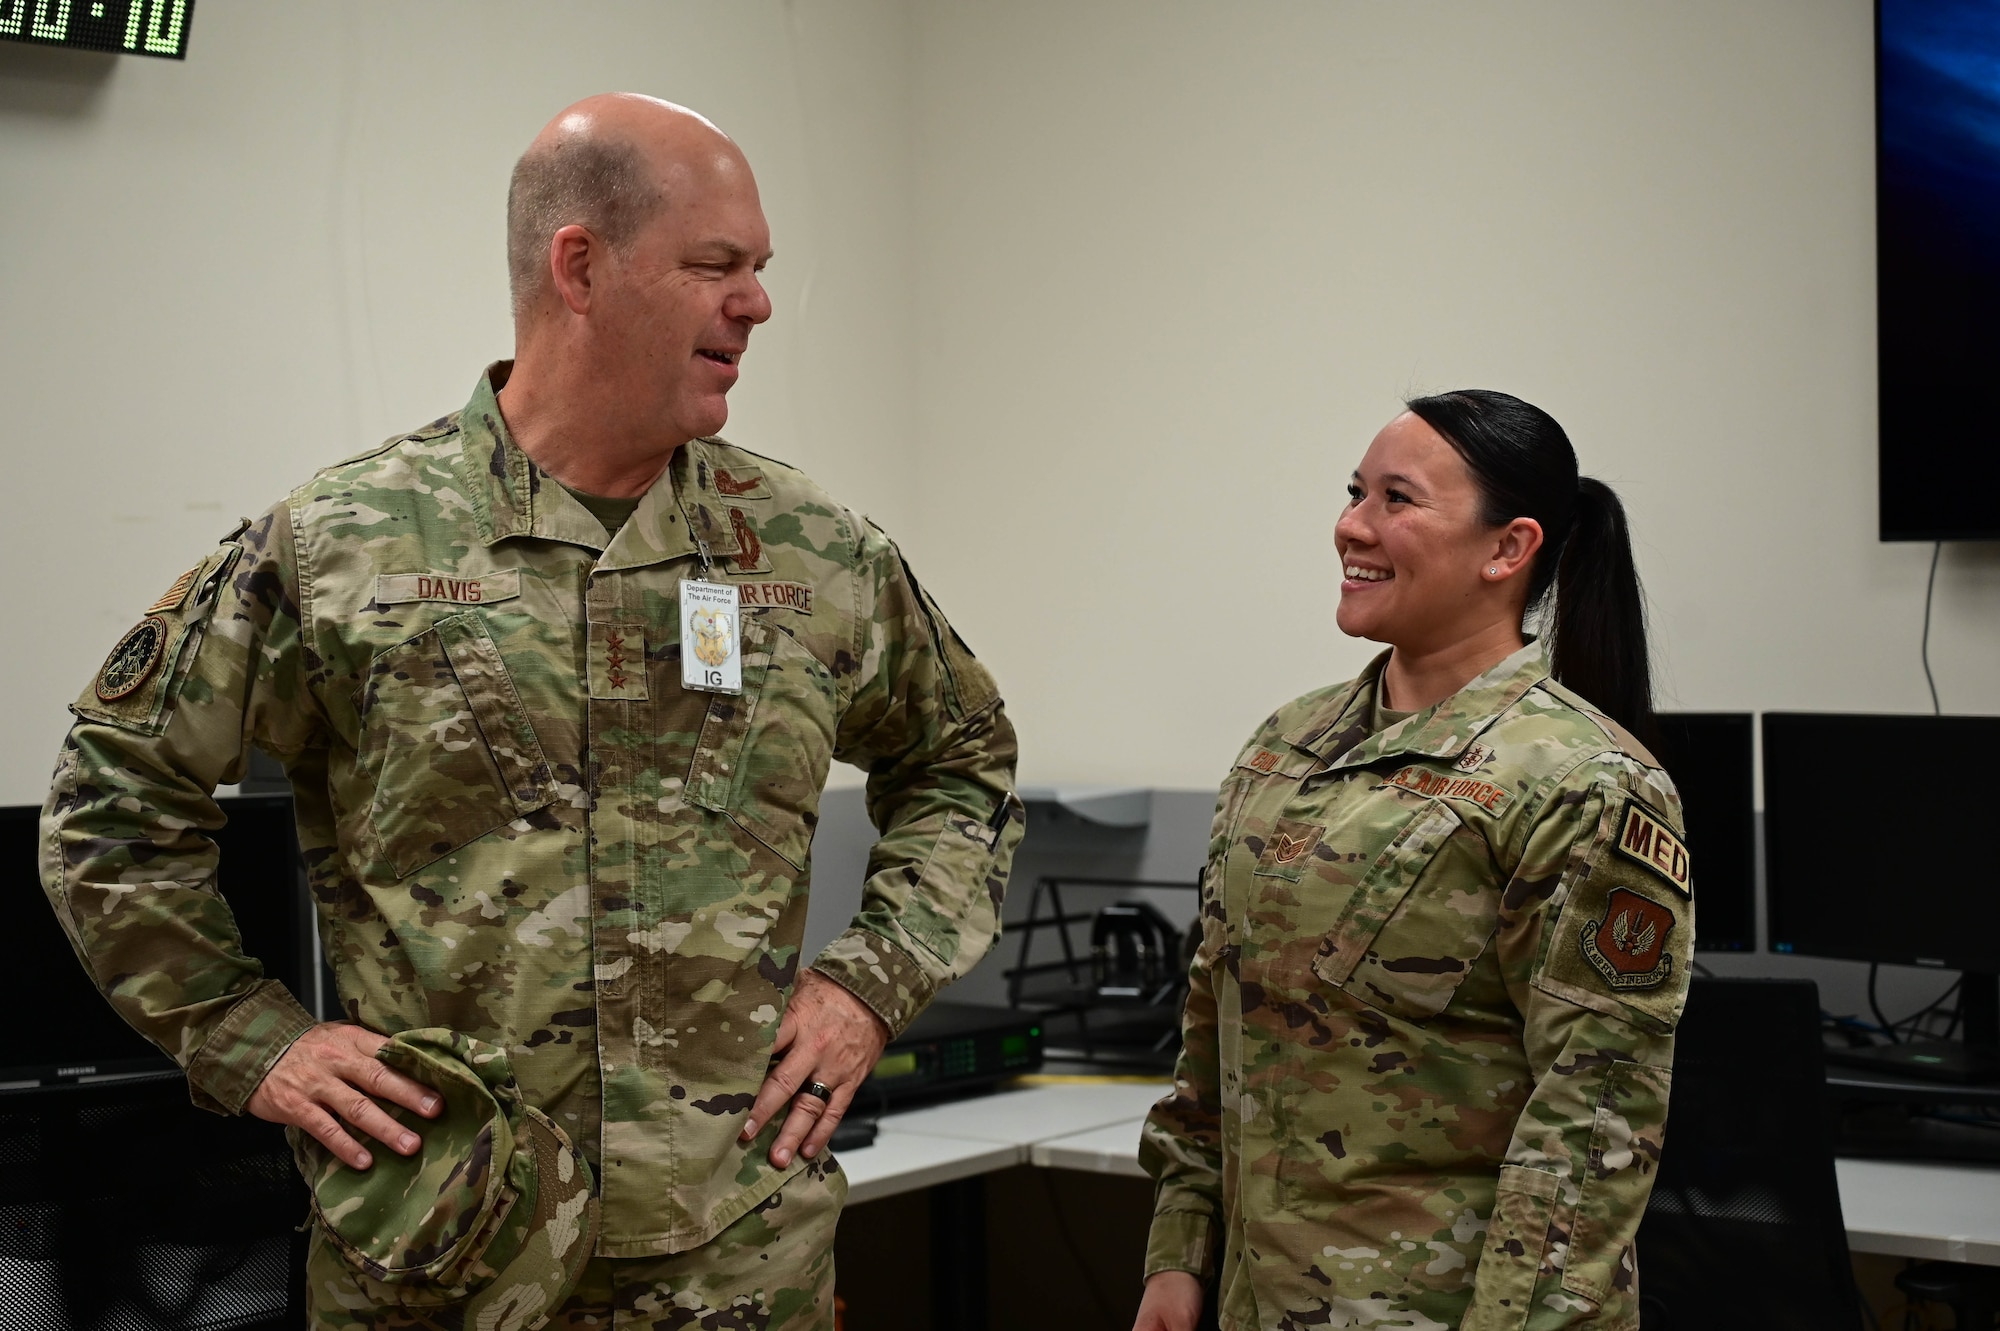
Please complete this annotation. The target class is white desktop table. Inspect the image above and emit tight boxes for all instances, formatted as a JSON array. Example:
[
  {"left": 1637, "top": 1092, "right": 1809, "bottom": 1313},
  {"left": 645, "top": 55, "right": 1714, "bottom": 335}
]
[{"left": 837, "top": 1079, "right": 2000, "bottom": 1266}]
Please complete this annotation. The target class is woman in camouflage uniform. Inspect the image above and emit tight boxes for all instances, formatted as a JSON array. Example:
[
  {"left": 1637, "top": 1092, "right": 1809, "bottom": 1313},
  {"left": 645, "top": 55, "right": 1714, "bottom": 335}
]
[{"left": 1136, "top": 391, "right": 1692, "bottom": 1331}]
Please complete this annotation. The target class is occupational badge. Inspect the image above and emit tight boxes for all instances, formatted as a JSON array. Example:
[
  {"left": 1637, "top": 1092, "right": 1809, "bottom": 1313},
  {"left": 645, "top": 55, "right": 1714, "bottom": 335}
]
[
  {"left": 95, "top": 616, "right": 169, "bottom": 702},
  {"left": 1579, "top": 886, "right": 1677, "bottom": 991},
  {"left": 680, "top": 579, "right": 742, "bottom": 694}
]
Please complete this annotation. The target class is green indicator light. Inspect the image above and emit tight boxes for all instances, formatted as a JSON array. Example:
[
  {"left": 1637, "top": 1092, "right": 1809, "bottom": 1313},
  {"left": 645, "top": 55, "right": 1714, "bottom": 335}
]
[
  {"left": 1030, "top": 1027, "right": 1041, "bottom": 1037},
  {"left": 872, "top": 1051, "right": 918, "bottom": 1079},
  {"left": 1001, "top": 1034, "right": 1027, "bottom": 1058}
]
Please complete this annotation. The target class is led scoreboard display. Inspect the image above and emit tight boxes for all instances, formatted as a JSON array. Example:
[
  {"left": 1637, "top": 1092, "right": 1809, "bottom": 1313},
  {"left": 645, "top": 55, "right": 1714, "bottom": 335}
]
[{"left": 0, "top": 0, "right": 192, "bottom": 60}]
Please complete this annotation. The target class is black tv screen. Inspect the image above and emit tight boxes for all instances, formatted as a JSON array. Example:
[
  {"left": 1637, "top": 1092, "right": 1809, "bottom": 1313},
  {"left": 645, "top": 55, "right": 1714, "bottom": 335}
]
[
  {"left": 4, "top": 793, "right": 310, "bottom": 1086},
  {"left": 1765, "top": 713, "right": 2000, "bottom": 972},
  {"left": 1877, "top": 0, "right": 2000, "bottom": 540},
  {"left": 1651, "top": 713, "right": 1756, "bottom": 953}
]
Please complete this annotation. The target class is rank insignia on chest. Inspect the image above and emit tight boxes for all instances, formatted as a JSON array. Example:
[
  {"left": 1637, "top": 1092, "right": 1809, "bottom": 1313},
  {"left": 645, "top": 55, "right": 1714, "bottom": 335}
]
[
  {"left": 1612, "top": 798, "right": 1691, "bottom": 898},
  {"left": 1579, "top": 886, "right": 1677, "bottom": 990},
  {"left": 95, "top": 617, "right": 168, "bottom": 702},
  {"left": 589, "top": 624, "right": 650, "bottom": 700}
]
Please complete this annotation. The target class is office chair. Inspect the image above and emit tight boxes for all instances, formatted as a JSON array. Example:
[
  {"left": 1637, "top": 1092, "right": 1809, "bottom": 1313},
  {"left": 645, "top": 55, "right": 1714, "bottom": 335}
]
[
  {"left": 0, "top": 1072, "right": 306, "bottom": 1329},
  {"left": 1636, "top": 977, "right": 1862, "bottom": 1331}
]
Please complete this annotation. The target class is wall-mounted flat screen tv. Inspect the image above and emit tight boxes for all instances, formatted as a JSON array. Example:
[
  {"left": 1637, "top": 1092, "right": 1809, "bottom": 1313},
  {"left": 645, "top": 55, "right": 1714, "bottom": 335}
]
[{"left": 1877, "top": 0, "right": 2000, "bottom": 541}]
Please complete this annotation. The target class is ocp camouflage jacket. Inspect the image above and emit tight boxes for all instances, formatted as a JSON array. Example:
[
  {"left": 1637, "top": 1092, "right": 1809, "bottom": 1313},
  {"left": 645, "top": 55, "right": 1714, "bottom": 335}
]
[
  {"left": 41, "top": 364, "right": 1023, "bottom": 1256},
  {"left": 1141, "top": 645, "right": 1691, "bottom": 1331}
]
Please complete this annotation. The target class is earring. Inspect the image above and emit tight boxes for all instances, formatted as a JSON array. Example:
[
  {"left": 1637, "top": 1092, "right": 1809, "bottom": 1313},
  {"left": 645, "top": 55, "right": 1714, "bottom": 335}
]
[{"left": 1488, "top": 567, "right": 1498, "bottom": 576}]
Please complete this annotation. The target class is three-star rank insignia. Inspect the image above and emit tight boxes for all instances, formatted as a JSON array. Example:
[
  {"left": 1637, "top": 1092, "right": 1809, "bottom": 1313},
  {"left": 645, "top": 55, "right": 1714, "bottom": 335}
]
[
  {"left": 95, "top": 616, "right": 169, "bottom": 702},
  {"left": 1580, "top": 885, "right": 1677, "bottom": 991}
]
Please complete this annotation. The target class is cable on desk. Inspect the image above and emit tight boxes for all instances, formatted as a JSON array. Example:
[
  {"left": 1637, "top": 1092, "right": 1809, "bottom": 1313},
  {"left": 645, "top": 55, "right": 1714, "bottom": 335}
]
[{"left": 1871, "top": 965, "right": 1900, "bottom": 1045}]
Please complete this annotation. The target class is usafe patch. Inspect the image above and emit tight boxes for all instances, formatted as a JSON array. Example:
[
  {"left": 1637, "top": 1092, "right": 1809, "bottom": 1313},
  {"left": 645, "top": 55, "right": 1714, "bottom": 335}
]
[
  {"left": 1580, "top": 886, "right": 1677, "bottom": 990},
  {"left": 1612, "top": 798, "right": 1691, "bottom": 898},
  {"left": 375, "top": 571, "right": 522, "bottom": 607},
  {"left": 735, "top": 580, "right": 814, "bottom": 614},
  {"left": 1383, "top": 765, "right": 1512, "bottom": 814}
]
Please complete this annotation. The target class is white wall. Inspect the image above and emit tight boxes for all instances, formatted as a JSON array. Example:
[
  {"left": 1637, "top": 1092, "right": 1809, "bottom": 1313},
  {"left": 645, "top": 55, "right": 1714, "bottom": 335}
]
[
  {"left": 6, "top": 0, "right": 1995, "bottom": 812},
  {"left": 0, "top": 0, "right": 917, "bottom": 803},
  {"left": 903, "top": 0, "right": 2000, "bottom": 791}
]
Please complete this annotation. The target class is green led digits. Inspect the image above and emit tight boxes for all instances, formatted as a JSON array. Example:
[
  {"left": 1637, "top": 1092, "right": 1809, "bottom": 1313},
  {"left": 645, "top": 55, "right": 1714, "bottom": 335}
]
[
  {"left": 0, "top": 0, "right": 192, "bottom": 59},
  {"left": 125, "top": 0, "right": 183, "bottom": 55}
]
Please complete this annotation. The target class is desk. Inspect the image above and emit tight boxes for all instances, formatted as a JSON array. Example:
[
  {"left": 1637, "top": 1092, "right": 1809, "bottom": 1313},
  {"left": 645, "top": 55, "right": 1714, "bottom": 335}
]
[
  {"left": 837, "top": 1080, "right": 2000, "bottom": 1271},
  {"left": 1837, "top": 1158, "right": 2000, "bottom": 1265}
]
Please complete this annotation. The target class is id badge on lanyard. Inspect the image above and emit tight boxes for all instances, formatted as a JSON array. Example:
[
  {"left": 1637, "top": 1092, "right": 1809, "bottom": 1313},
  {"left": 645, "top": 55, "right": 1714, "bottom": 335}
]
[{"left": 681, "top": 578, "right": 742, "bottom": 694}]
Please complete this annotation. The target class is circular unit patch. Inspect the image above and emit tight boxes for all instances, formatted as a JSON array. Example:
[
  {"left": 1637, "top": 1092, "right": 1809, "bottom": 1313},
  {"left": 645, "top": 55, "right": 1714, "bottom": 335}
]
[{"left": 96, "top": 616, "right": 169, "bottom": 702}]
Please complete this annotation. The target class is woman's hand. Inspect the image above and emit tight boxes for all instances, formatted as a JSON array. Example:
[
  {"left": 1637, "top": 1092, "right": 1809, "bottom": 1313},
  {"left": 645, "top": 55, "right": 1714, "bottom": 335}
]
[{"left": 1133, "top": 1270, "right": 1203, "bottom": 1331}]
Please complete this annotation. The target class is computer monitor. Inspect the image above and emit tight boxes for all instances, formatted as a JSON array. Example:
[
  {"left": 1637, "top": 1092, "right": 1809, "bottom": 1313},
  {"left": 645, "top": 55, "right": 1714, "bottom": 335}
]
[
  {"left": 1652, "top": 712, "right": 1756, "bottom": 952},
  {"left": 3, "top": 792, "right": 311, "bottom": 1086},
  {"left": 1763, "top": 712, "right": 2000, "bottom": 1082}
]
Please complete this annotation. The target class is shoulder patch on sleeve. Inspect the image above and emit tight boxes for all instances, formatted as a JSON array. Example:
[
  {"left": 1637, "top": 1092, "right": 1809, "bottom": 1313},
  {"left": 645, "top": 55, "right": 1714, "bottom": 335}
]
[
  {"left": 1610, "top": 797, "right": 1691, "bottom": 899},
  {"left": 72, "top": 543, "right": 243, "bottom": 736},
  {"left": 1533, "top": 788, "right": 1694, "bottom": 1032}
]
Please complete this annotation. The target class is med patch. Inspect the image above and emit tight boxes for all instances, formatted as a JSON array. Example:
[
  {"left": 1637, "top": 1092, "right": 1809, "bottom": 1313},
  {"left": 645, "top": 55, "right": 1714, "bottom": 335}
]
[{"left": 1612, "top": 797, "right": 1691, "bottom": 898}]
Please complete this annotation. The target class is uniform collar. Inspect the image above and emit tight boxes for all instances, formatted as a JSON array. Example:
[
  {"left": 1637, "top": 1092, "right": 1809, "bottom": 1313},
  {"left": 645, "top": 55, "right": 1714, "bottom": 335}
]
[
  {"left": 1283, "top": 640, "right": 1550, "bottom": 773},
  {"left": 454, "top": 362, "right": 746, "bottom": 568}
]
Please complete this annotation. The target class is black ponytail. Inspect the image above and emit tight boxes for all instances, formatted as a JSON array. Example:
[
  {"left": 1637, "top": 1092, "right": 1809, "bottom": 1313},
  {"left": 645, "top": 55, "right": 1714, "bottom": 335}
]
[{"left": 1403, "top": 390, "right": 1656, "bottom": 747}]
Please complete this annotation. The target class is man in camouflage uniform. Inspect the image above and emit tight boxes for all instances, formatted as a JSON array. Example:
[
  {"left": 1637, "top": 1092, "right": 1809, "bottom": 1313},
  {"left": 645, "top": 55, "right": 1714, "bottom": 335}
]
[
  {"left": 41, "top": 94, "right": 1021, "bottom": 1327},
  {"left": 1140, "top": 644, "right": 1691, "bottom": 1330}
]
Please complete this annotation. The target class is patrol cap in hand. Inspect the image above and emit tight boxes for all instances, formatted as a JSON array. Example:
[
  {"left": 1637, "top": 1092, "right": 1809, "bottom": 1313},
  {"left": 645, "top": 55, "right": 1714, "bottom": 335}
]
[{"left": 291, "top": 1028, "right": 598, "bottom": 1329}]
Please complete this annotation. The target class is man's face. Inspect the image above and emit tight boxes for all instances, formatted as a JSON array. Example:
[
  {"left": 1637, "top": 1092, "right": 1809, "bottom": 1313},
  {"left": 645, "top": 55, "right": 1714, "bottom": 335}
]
[{"left": 598, "top": 152, "right": 774, "bottom": 445}]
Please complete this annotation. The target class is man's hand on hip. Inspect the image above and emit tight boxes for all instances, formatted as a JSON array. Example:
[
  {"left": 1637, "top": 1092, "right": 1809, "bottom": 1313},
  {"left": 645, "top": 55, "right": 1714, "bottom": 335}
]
[
  {"left": 743, "top": 969, "right": 891, "bottom": 1168},
  {"left": 246, "top": 1022, "right": 442, "bottom": 1169}
]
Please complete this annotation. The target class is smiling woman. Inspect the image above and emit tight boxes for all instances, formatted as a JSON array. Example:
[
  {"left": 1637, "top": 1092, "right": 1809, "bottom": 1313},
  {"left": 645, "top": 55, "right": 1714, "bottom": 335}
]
[{"left": 1134, "top": 391, "right": 1693, "bottom": 1331}]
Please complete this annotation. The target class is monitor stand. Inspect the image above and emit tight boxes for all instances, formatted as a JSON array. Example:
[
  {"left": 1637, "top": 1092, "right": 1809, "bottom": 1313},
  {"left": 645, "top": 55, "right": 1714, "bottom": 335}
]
[{"left": 1825, "top": 970, "right": 2000, "bottom": 1085}]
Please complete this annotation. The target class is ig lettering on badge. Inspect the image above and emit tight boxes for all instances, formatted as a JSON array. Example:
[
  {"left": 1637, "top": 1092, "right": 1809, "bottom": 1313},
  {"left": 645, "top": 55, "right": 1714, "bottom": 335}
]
[{"left": 680, "top": 579, "right": 742, "bottom": 694}]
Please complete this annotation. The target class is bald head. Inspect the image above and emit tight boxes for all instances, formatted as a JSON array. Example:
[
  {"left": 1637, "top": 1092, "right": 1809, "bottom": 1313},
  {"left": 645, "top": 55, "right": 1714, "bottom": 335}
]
[{"left": 505, "top": 94, "right": 745, "bottom": 319}]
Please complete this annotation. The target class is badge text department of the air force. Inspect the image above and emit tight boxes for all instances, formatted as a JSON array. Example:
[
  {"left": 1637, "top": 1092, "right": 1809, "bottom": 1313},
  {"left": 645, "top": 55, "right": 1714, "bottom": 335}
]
[
  {"left": 95, "top": 616, "right": 170, "bottom": 702},
  {"left": 1579, "top": 886, "right": 1677, "bottom": 991}
]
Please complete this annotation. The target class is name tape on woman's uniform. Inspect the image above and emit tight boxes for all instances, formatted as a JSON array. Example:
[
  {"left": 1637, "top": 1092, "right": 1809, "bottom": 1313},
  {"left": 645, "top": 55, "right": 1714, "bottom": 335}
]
[
  {"left": 375, "top": 571, "right": 522, "bottom": 606},
  {"left": 681, "top": 580, "right": 742, "bottom": 694},
  {"left": 1611, "top": 798, "right": 1691, "bottom": 898}
]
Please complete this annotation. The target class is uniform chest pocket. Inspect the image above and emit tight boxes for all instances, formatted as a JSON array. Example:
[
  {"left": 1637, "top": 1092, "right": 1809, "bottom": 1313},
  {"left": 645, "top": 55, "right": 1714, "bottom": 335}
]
[
  {"left": 686, "top": 616, "right": 837, "bottom": 872},
  {"left": 1310, "top": 798, "right": 1501, "bottom": 1021},
  {"left": 360, "top": 612, "right": 557, "bottom": 878}
]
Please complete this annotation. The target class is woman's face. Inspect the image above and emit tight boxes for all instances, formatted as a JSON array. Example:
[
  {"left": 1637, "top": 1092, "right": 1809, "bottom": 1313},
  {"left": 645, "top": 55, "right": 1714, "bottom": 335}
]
[{"left": 1333, "top": 412, "right": 1503, "bottom": 649}]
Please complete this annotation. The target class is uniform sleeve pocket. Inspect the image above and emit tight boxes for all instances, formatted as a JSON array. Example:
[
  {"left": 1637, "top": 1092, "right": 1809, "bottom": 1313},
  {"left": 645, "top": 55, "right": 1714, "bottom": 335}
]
[
  {"left": 686, "top": 617, "right": 837, "bottom": 872},
  {"left": 1562, "top": 1060, "right": 1670, "bottom": 1304},
  {"left": 362, "top": 611, "right": 555, "bottom": 878},
  {"left": 1463, "top": 1165, "right": 1561, "bottom": 1331},
  {"left": 1311, "top": 801, "right": 1500, "bottom": 1020}
]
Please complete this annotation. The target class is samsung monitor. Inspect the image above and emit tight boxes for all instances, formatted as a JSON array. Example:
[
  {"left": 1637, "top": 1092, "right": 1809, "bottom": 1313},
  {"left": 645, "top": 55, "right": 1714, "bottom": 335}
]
[
  {"left": 1652, "top": 713, "right": 1756, "bottom": 953},
  {"left": 1764, "top": 713, "right": 2000, "bottom": 1082},
  {"left": 1876, "top": 0, "right": 2000, "bottom": 540},
  {"left": 3, "top": 792, "right": 310, "bottom": 1086}
]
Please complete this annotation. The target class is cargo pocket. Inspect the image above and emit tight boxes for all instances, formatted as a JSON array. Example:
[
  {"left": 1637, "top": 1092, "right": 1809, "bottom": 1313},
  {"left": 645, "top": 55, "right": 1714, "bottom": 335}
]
[
  {"left": 1563, "top": 1060, "right": 1670, "bottom": 1304},
  {"left": 361, "top": 611, "right": 556, "bottom": 877},
  {"left": 686, "top": 617, "right": 837, "bottom": 872},
  {"left": 1463, "top": 1164, "right": 1562, "bottom": 1331},
  {"left": 1310, "top": 800, "right": 1499, "bottom": 1020}
]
